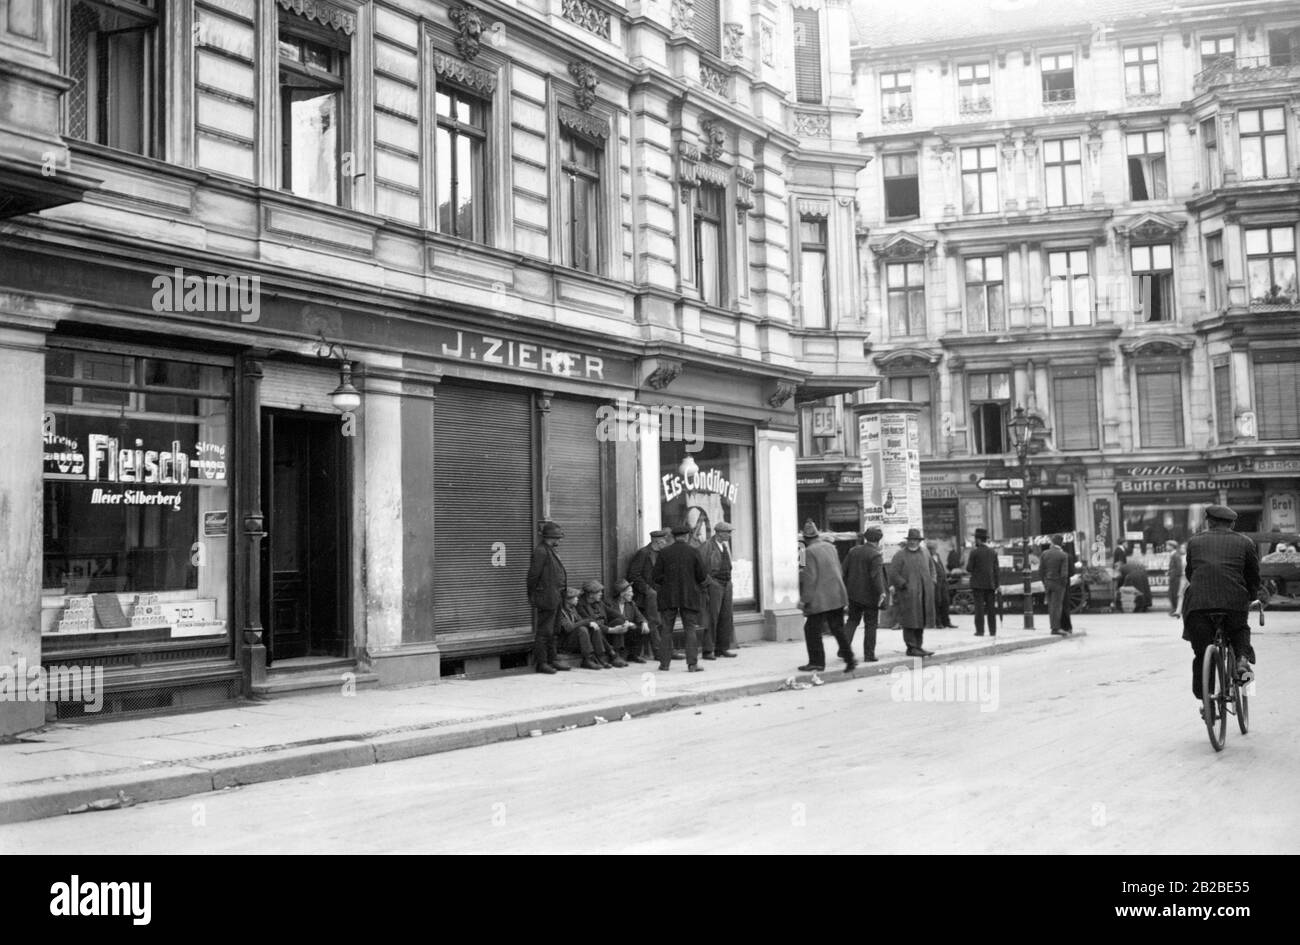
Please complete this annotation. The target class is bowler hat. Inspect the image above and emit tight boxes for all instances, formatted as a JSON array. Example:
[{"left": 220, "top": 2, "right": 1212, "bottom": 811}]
[
  {"left": 906, "top": 527, "right": 923, "bottom": 541},
  {"left": 801, "top": 520, "right": 820, "bottom": 538},
  {"left": 614, "top": 579, "right": 631, "bottom": 594},
  {"left": 864, "top": 526, "right": 883, "bottom": 541},
  {"left": 671, "top": 523, "right": 691, "bottom": 536},
  {"left": 1206, "top": 505, "right": 1237, "bottom": 522},
  {"left": 582, "top": 579, "right": 604, "bottom": 593},
  {"left": 715, "top": 522, "right": 734, "bottom": 533},
  {"left": 974, "top": 527, "right": 989, "bottom": 540},
  {"left": 541, "top": 522, "right": 565, "bottom": 539}
]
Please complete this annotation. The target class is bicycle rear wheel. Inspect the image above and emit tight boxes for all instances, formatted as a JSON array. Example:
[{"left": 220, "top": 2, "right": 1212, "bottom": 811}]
[
  {"left": 1202, "top": 644, "right": 1227, "bottom": 751},
  {"left": 1232, "top": 647, "right": 1250, "bottom": 735}
]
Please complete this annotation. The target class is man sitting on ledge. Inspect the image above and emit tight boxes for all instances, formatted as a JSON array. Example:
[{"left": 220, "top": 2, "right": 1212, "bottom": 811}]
[
  {"left": 558, "top": 586, "right": 613, "bottom": 670},
  {"left": 576, "top": 580, "right": 627, "bottom": 668}
]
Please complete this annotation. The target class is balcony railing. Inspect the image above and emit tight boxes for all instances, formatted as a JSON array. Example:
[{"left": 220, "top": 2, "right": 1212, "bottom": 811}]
[
  {"left": 1194, "top": 55, "right": 1300, "bottom": 91},
  {"left": 1041, "top": 86, "right": 1076, "bottom": 112},
  {"left": 881, "top": 101, "right": 913, "bottom": 125},
  {"left": 959, "top": 95, "right": 993, "bottom": 116}
]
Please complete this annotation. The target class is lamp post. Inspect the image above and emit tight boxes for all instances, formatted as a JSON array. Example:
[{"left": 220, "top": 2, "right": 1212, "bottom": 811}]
[{"left": 1008, "top": 405, "right": 1036, "bottom": 630}]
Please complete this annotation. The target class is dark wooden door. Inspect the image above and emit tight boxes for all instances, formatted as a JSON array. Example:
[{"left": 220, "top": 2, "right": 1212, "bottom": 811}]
[{"left": 261, "top": 411, "right": 347, "bottom": 663}]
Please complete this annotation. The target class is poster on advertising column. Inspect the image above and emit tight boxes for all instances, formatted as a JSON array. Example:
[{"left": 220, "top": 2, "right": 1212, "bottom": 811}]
[{"left": 858, "top": 402, "right": 924, "bottom": 546}]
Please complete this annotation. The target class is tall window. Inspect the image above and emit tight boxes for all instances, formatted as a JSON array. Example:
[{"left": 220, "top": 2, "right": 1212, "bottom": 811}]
[
  {"left": 961, "top": 145, "right": 998, "bottom": 214},
  {"left": 1213, "top": 363, "right": 1234, "bottom": 442},
  {"left": 1207, "top": 234, "right": 1226, "bottom": 311},
  {"left": 882, "top": 152, "right": 919, "bottom": 220},
  {"left": 68, "top": 0, "right": 157, "bottom": 155},
  {"left": 692, "top": 0, "right": 721, "bottom": 56},
  {"left": 1200, "top": 35, "right": 1235, "bottom": 70},
  {"left": 1043, "top": 138, "right": 1083, "bottom": 208},
  {"left": 1201, "top": 117, "right": 1220, "bottom": 190},
  {"left": 969, "top": 371, "right": 1011, "bottom": 455},
  {"left": 1131, "top": 244, "right": 1174, "bottom": 322},
  {"left": 435, "top": 85, "right": 488, "bottom": 241},
  {"left": 798, "top": 219, "right": 829, "bottom": 329},
  {"left": 886, "top": 261, "right": 925, "bottom": 336},
  {"left": 1239, "top": 107, "right": 1287, "bottom": 181},
  {"left": 1245, "top": 226, "right": 1298, "bottom": 304},
  {"left": 1123, "top": 43, "right": 1160, "bottom": 96},
  {"left": 1254, "top": 352, "right": 1300, "bottom": 440},
  {"left": 560, "top": 128, "right": 601, "bottom": 274},
  {"left": 957, "top": 62, "right": 991, "bottom": 115},
  {"left": 793, "top": 7, "right": 822, "bottom": 104},
  {"left": 1126, "top": 131, "right": 1167, "bottom": 200},
  {"left": 279, "top": 23, "right": 348, "bottom": 205},
  {"left": 888, "top": 376, "right": 933, "bottom": 456},
  {"left": 964, "top": 256, "right": 1005, "bottom": 332},
  {"left": 694, "top": 185, "right": 726, "bottom": 307},
  {"left": 1052, "top": 368, "right": 1099, "bottom": 450},
  {"left": 1268, "top": 27, "right": 1300, "bottom": 66},
  {"left": 1041, "top": 52, "right": 1075, "bottom": 103},
  {"left": 1048, "top": 249, "right": 1092, "bottom": 326},
  {"left": 1136, "top": 363, "right": 1184, "bottom": 448},
  {"left": 880, "top": 70, "right": 912, "bottom": 122}
]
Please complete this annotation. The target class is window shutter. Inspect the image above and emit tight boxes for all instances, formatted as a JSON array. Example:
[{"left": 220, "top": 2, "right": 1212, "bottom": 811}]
[
  {"left": 1214, "top": 364, "right": 1233, "bottom": 442},
  {"left": 1052, "top": 372, "right": 1098, "bottom": 450},
  {"left": 793, "top": 8, "right": 823, "bottom": 103},
  {"left": 1254, "top": 354, "right": 1300, "bottom": 439},
  {"left": 1136, "top": 366, "right": 1184, "bottom": 447},
  {"left": 693, "top": 0, "right": 721, "bottom": 56}
]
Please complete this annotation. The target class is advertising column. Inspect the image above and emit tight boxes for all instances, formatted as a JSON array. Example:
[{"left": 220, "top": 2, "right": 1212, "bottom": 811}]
[{"left": 855, "top": 400, "right": 923, "bottom": 546}]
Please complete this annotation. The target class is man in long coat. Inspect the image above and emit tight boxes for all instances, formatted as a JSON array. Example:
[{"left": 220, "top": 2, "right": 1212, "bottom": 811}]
[
  {"left": 701, "top": 522, "right": 737, "bottom": 659},
  {"left": 652, "top": 523, "right": 708, "bottom": 671},
  {"left": 891, "top": 527, "right": 937, "bottom": 657},
  {"left": 966, "top": 527, "right": 1000, "bottom": 637},
  {"left": 526, "top": 521, "right": 571, "bottom": 674},
  {"left": 1039, "top": 535, "right": 1070, "bottom": 633},
  {"left": 798, "top": 521, "right": 852, "bottom": 672},
  {"left": 842, "top": 526, "right": 886, "bottom": 662},
  {"left": 627, "top": 529, "right": 669, "bottom": 659}
]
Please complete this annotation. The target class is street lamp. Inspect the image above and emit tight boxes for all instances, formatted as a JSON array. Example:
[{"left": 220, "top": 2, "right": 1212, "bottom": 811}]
[{"left": 1008, "top": 405, "right": 1038, "bottom": 630}]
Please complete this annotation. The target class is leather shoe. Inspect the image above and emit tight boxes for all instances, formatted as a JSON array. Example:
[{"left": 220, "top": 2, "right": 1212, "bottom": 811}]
[
  {"left": 581, "top": 658, "right": 603, "bottom": 670},
  {"left": 974, "top": 632, "right": 985, "bottom": 637},
  {"left": 797, "top": 663, "right": 824, "bottom": 672},
  {"left": 920, "top": 648, "right": 934, "bottom": 657},
  {"left": 658, "top": 663, "right": 671, "bottom": 671},
  {"left": 611, "top": 658, "right": 628, "bottom": 668},
  {"left": 718, "top": 650, "right": 738, "bottom": 658},
  {"left": 553, "top": 662, "right": 571, "bottom": 671},
  {"left": 844, "top": 658, "right": 858, "bottom": 674},
  {"left": 688, "top": 664, "right": 704, "bottom": 672},
  {"left": 628, "top": 655, "right": 646, "bottom": 664},
  {"left": 863, "top": 655, "right": 878, "bottom": 662},
  {"left": 536, "top": 663, "right": 558, "bottom": 674},
  {"left": 703, "top": 653, "right": 717, "bottom": 661},
  {"left": 1050, "top": 630, "right": 1066, "bottom": 636}
]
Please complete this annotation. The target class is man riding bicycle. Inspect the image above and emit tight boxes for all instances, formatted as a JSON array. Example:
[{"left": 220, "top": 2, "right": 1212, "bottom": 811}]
[{"left": 1181, "top": 505, "right": 1264, "bottom": 710}]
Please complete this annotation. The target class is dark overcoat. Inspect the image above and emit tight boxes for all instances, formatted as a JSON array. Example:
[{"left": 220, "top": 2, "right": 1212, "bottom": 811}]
[{"left": 653, "top": 540, "right": 708, "bottom": 610}]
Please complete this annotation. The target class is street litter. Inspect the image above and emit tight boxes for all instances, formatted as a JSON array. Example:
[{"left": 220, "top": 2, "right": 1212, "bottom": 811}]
[
  {"left": 67, "top": 790, "right": 135, "bottom": 815},
  {"left": 811, "top": 673, "right": 824, "bottom": 686},
  {"left": 779, "top": 676, "right": 812, "bottom": 691},
  {"left": 621, "top": 712, "right": 632, "bottom": 721},
  {"left": 594, "top": 716, "right": 608, "bottom": 724},
  {"left": 528, "top": 729, "right": 543, "bottom": 737}
]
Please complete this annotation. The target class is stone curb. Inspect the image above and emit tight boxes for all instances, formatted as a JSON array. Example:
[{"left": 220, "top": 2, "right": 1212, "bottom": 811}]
[{"left": 0, "top": 633, "right": 1070, "bottom": 825}]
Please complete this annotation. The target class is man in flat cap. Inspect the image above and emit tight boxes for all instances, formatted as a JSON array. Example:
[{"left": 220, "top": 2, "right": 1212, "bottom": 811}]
[
  {"left": 607, "top": 579, "right": 651, "bottom": 664},
  {"left": 627, "top": 528, "right": 670, "bottom": 660},
  {"left": 842, "top": 526, "right": 887, "bottom": 662},
  {"left": 702, "top": 521, "right": 738, "bottom": 659},
  {"left": 891, "top": 527, "right": 937, "bottom": 657},
  {"left": 966, "top": 527, "right": 999, "bottom": 637},
  {"left": 798, "top": 520, "right": 852, "bottom": 673},
  {"left": 652, "top": 523, "right": 709, "bottom": 671},
  {"left": 527, "top": 521, "right": 570, "bottom": 674},
  {"left": 576, "top": 579, "right": 627, "bottom": 668},
  {"left": 1181, "top": 505, "right": 1266, "bottom": 710}
]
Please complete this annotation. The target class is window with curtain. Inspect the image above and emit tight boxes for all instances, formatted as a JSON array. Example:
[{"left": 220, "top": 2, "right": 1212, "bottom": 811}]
[
  {"left": 886, "top": 260, "right": 925, "bottom": 336},
  {"left": 888, "top": 376, "right": 933, "bottom": 456},
  {"left": 694, "top": 184, "right": 726, "bottom": 307},
  {"left": 279, "top": 20, "right": 348, "bottom": 205},
  {"left": 1052, "top": 369, "right": 1098, "bottom": 450},
  {"left": 968, "top": 371, "right": 1011, "bottom": 455},
  {"left": 957, "top": 62, "right": 991, "bottom": 114},
  {"left": 1136, "top": 363, "right": 1184, "bottom": 448},
  {"left": 883, "top": 152, "right": 920, "bottom": 220},
  {"left": 1254, "top": 353, "right": 1300, "bottom": 440},
  {"left": 560, "top": 127, "right": 602, "bottom": 274},
  {"left": 435, "top": 84, "right": 488, "bottom": 241},
  {"left": 1126, "top": 130, "right": 1167, "bottom": 200},
  {"left": 1245, "top": 226, "right": 1298, "bottom": 304},
  {"left": 961, "top": 145, "right": 998, "bottom": 214},
  {"left": 880, "top": 70, "right": 912, "bottom": 122},
  {"left": 793, "top": 7, "right": 822, "bottom": 104},
  {"left": 964, "top": 255, "right": 1005, "bottom": 332},
  {"left": 799, "top": 218, "right": 829, "bottom": 328},
  {"left": 1239, "top": 107, "right": 1287, "bottom": 181},
  {"left": 1123, "top": 43, "right": 1160, "bottom": 96},
  {"left": 68, "top": 0, "right": 157, "bottom": 156},
  {"left": 1040, "top": 52, "right": 1075, "bottom": 103},
  {"left": 1213, "top": 363, "right": 1233, "bottom": 443},
  {"left": 1048, "top": 249, "right": 1092, "bottom": 326},
  {"left": 1200, "top": 117, "right": 1220, "bottom": 191},
  {"left": 1200, "top": 35, "right": 1235, "bottom": 70},
  {"left": 1043, "top": 138, "right": 1083, "bottom": 208},
  {"left": 1131, "top": 244, "right": 1174, "bottom": 322}
]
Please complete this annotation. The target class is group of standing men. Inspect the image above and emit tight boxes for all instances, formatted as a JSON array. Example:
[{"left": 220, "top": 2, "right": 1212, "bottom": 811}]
[{"left": 527, "top": 520, "right": 737, "bottom": 675}]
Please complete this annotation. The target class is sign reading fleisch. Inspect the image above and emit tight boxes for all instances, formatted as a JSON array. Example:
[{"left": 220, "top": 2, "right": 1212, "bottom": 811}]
[
  {"left": 858, "top": 405, "right": 923, "bottom": 545},
  {"left": 432, "top": 326, "right": 633, "bottom": 385}
]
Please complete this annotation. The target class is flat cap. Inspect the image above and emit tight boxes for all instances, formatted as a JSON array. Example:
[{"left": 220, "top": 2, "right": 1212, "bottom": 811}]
[
  {"left": 1206, "top": 505, "right": 1237, "bottom": 522},
  {"left": 671, "top": 523, "right": 691, "bottom": 536},
  {"left": 650, "top": 529, "right": 670, "bottom": 539},
  {"left": 714, "top": 522, "right": 734, "bottom": 533},
  {"left": 864, "top": 526, "right": 883, "bottom": 541}
]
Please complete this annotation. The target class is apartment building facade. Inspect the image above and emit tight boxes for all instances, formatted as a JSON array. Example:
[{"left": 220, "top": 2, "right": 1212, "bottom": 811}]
[
  {"left": 0, "top": 0, "right": 870, "bottom": 733},
  {"left": 793, "top": 0, "right": 1300, "bottom": 574}
]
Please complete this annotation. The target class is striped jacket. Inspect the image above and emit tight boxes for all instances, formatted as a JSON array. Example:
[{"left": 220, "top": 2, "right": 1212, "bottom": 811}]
[{"left": 1181, "top": 528, "right": 1261, "bottom": 614}]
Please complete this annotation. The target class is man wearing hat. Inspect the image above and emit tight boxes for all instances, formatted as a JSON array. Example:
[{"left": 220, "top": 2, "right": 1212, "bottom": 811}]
[
  {"left": 966, "top": 528, "right": 999, "bottom": 637},
  {"left": 526, "top": 521, "right": 571, "bottom": 674},
  {"left": 798, "top": 521, "right": 852, "bottom": 672},
  {"left": 627, "top": 529, "right": 670, "bottom": 660},
  {"left": 652, "top": 524, "right": 709, "bottom": 671},
  {"left": 1181, "top": 505, "right": 1265, "bottom": 708},
  {"left": 1039, "top": 535, "right": 1071, "bottom": 634},
  {"left": 891, "top": 527, "right": 937, "bottom": 657},
  {"left": 557, "top": 586, "right": 610, "bottom": 671},
  {"left": 842, "top": 526, "right": 887, "bottom": 662},
  {"left": 577, "top": 579, "right": 627, "bottom": 668},
  {"left": 607, "top": 579, "right": 651, "bottom": 663},
  {"left": 702, "top": 522, "right": 738, "bottom": 659}
]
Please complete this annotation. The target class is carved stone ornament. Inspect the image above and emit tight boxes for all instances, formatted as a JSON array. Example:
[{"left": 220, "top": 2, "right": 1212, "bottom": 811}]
[
  {"left": 870, "top": 232, "right": 935, "bottom": 259},
  {"left": 797, "top": 198, "right": 830, "bottom": 220},
  {"left": 760, "top": 22, "right": 775, "bottom": 66},
  {"left": 700, "top": 119, "right": 727, "bottom": 160},
  {"left": 699, "top": 64, "right": 728, "bottom": 97},
  {"left": 277, "top": 0, "right": 355, "bottom": 34},
  {"left": 645, "top": 358, "right": 685, "bottom": 390},
  {"left": 671, "top": 0, "right": 695, "bottom": 34},
  {"left": 793, "top": 111, "right": 831, "bottom": 137},
  {"left": 449, "top": 4, "right": 487, "bottom": 60},
  {"left": 767, "top": 380, "right": 799, "bottom": 409},
  {"left": 678, "top": 144, "right": 701, "bottom": 203},
  {"left": 735, "top": 166, "right": 756, "bottom": 222},
  {"left": 434, "top": 51, "right": 498, "bottom": 95},
  {"left": 723, "top": 22, "right": 745, "bottom": 63},
  {"left": 558, "top": 104, "right": 610, "bottom": 140},
  {"left": 561, "top": 0, "right": 612, "bottom": 40},
  {"left": 568, "top": 60, "right": 600, "bottom": 111}
]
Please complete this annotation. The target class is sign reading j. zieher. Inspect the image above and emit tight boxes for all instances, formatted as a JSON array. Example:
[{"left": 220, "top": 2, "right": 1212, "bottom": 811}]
[{"left": 431, "top": 326, "right": 634, "bottom": 385}]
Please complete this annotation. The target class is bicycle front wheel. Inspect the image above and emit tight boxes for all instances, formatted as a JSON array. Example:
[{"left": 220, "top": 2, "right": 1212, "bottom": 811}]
[
  {"left": 1232, "top": 649, "right": 1250, "bottom": 735},
  {"left": 1203, "top": 644, "right": 1227, "bottom": 751}
]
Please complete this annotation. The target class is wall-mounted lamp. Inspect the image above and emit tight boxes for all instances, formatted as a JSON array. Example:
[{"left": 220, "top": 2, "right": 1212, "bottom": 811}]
[
  {"left": 314, "top": 334, "right": 362, "bottom": 412},
  {"left": 678, "top": 454, "right": 699, "bottom": 482}
]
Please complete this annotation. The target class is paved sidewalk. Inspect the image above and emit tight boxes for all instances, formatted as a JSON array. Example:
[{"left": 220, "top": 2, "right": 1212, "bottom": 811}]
[{"left": 0, "top": 620, "right": 1077, "bottom": 825}]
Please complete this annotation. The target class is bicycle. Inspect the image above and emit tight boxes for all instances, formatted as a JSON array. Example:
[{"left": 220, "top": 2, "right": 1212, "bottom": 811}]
[{"left": 1201, "top": 601, "right": 1264, "bottom": 752}]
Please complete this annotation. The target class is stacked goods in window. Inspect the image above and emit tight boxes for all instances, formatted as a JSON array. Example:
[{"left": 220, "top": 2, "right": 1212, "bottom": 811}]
[
  {"left": 56, "top": 597, "right": 95, "bottom": 633},
  {"left": 130, "top": 594, "right": 167, "bottom": 629}
]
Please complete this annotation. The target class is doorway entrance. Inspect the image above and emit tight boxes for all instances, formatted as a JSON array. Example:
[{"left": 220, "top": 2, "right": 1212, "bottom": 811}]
[{"left": 260, "top": 410, "right": 349, "bottom": 664}]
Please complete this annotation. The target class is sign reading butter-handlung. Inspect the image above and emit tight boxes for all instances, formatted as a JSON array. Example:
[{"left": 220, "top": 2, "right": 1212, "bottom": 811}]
[{"left": 433, "top": 326, "right": 634, "bottom": 385}]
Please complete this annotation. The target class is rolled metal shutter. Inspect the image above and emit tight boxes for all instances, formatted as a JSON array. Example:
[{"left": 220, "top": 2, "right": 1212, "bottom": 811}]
[
  {"left": 793, "top": 8, "right": 823, "bottom": 104},
  {"left": 693, "top": 0, "right": 721, "bottom": 56},
  {"left": 433, "top": 383, "right": 535, "bottom": 640},
  {"left": 547, "top": 396, "right": 606, "bottom": 589}
]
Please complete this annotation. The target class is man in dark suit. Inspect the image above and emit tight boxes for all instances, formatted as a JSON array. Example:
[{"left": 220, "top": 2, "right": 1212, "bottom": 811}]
[
  {"left": 799, "top": 521, "right": 852, "bottom": 673},
  {"left": 842, "top": 526, "right": 886, "bottom": 662},
  {"left": 1039, "top": 535, "right": 1070, "bottom": 634},
  {"left": 966, "top": 527, "right": 999, "bottom": 637},
  {"left": 526, "top": 521, "right": 571, "bottom": 674},
  {"left": 1182, "top": 505, "right": 1264, "bottom": 705},
  {"left": 702, "top": 521, "right": 737, "bottom": 659},
  {"left": 627, "top": 529, "right": 669, "bottom": 659},
  {"left": 652, "top": 523, "right": 708, "bottom": 671}
]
